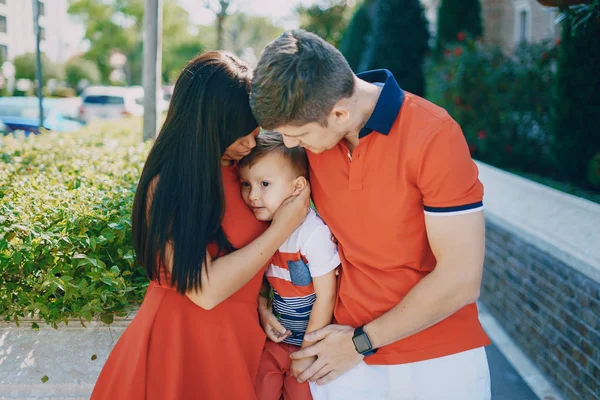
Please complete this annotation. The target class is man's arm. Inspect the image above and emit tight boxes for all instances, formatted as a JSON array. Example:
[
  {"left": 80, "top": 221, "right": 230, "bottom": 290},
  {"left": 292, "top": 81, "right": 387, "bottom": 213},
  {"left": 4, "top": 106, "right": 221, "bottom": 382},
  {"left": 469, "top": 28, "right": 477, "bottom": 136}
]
[
  {"left": 363, "top": 210, "right": 485, "bottom": 347},
  {"left": 291, "top": 211, "right": 485, "bottom": 384}
]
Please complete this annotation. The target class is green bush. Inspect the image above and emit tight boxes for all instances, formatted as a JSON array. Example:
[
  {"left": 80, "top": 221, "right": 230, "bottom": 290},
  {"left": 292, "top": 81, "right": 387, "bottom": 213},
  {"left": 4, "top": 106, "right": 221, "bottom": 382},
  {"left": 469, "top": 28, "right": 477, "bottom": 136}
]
[
  {"left": 339, "top": 2, "right": 372, "bottom": 71},
  {"left": 362, "top": 0, "right": 430, "bottom": 96},
  {"left": 435, "top": 0, "right": 482, "bottom": 53},
  {"left": 427, "top": 38, "right": 558, "bottom": 175},
  {"left": 0, "top": 120, "right": 150, "bottom": 328},
  {"left": 551, "top": 9, "right": 600, "bottom": 188}
]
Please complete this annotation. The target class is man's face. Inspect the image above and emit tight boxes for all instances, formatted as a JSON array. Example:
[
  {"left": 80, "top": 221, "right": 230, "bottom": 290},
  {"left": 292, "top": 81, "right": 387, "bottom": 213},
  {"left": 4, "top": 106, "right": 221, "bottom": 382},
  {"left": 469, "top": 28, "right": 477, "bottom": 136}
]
[{"left": 273, "top": 110, "right": 350, "bottom": 154}]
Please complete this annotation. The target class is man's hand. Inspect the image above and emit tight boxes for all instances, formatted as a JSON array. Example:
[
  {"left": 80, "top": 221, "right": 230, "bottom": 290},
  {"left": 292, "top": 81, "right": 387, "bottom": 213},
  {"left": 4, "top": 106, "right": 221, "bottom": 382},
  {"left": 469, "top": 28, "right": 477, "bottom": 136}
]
[
  {"left": 290, "top": 324, "right": 364, "bottom": 385},
  {"left": 290, "top": 355, "right": 317, "bottom": 378},
  {"left": 258, "top": 307, "right": 291, "bottom": 343}
]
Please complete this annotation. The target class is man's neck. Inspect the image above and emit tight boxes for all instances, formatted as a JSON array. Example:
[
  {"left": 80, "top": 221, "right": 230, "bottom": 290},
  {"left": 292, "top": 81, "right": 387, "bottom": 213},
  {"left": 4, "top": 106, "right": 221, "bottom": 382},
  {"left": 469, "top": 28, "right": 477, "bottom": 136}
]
[{"left": 343, "top": 78, "right": 383, "bottom": 152}]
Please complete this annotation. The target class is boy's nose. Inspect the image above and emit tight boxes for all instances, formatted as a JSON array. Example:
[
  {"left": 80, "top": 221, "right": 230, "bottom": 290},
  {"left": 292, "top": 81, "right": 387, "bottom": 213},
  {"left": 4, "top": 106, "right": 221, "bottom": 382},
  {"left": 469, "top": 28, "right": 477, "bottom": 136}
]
[{"left": 248, "top": 187, "right": 260, "bottom": 201}]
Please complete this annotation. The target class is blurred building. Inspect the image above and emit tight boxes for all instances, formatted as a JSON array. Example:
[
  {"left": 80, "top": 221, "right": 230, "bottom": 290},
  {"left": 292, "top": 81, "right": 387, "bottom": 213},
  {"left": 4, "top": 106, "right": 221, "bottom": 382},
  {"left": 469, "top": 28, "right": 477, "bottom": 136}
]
[
  {"left": 422, "top": 0, "right": 559, "bottom": 51},
  {"left": 0, "top": 0, "right": 80, "bottom": 63},
  {"left": 482, "top": 0, "right": 558, "bottom": 51}
]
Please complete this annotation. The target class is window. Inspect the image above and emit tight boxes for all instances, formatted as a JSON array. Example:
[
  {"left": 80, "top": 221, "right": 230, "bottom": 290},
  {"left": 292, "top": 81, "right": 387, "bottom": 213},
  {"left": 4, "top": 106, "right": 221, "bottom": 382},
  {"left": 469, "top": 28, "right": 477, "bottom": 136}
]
[
  {"left": 514, "top": 1, "right": 531, "bottom": 46},
  {"left": 0, "top": 45, "right": 7, "bottom": 61},
  {"left": 38, "top": 1, "right": 45, "bottom": 16},
  {"left": 82, "top": 95, "right": 126, "bottom": 105},
  {"left": 0, "top": 15, "right": 6, "bottom": 33},
  {"left": 519, "top": 10, "right": 529, "bottom": 43}
]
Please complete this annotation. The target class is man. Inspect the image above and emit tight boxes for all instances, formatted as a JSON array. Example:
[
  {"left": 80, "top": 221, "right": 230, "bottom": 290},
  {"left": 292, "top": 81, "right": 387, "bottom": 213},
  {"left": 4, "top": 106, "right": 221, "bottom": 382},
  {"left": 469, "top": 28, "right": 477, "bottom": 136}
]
[{"left": 250, "top": 30, "right": 491, "bottom": 399}]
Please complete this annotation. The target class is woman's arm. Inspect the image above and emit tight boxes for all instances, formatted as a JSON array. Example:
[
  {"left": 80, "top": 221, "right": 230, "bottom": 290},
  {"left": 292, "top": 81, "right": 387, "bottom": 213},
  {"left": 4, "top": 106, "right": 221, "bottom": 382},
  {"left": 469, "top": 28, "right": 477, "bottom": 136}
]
[{"left": 184, "top": 186, "right": 311, "bottom": 310}]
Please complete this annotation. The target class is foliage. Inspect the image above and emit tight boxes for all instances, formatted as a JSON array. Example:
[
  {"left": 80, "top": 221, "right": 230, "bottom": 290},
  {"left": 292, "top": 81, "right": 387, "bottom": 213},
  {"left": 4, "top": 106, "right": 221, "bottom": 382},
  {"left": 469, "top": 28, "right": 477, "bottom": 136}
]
[
  {"left": 551, "top": 8, "right": 600, "bottom": 188},
  {"left": 427, "top": 38, "right": 559, "bottom": 176},
  {"left": 297, "top": 0, "right": 353, "bottom": 47},
  {"left": 435, "top": 0, "right": 482, "bottom": 53},
  {"left": 588, "top": 153, "right": 600, "bottom": 188},
  {"left": 0, "top": 119, "right": 151, "bottom": 328},
  {"left": 222, "top": 13, "right": 284, "bottom": 61},
  {"left": 68, "top": 0, "right": 201, "bottom": 85},
  {"left": 65, "top": 57, "right": 101, "bottom": 89},
  {"left": 363, "top": 0, "right": 430, "bottom": 96},
  {"left": 13, "top": 53, "right": 64, "bottom": 84},
  {"left": 339, "top": 1, "right": 372, "bottom": 71}
]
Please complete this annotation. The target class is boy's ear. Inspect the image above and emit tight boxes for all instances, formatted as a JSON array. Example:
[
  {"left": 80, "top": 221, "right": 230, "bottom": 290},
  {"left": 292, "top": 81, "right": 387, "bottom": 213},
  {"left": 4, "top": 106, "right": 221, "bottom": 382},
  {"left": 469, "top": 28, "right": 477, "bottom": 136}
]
[{"left": 292, "top": 176, "right": 308, "bottom": 196}]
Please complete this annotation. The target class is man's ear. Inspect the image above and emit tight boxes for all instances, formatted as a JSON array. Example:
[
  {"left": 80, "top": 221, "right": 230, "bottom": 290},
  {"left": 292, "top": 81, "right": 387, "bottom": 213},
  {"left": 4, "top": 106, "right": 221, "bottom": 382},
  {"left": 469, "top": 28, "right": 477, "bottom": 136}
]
[
  {"left": 292, "top": 176, "right": 308, "bottom": 196},
  {"left": 330, "top": 99, "right": 351, "bottom": 125}
]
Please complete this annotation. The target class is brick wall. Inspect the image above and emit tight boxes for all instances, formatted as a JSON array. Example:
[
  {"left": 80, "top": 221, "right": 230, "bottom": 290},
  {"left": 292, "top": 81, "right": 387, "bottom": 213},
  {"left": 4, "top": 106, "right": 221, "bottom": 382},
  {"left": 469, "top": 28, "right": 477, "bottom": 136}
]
[{"left": 481, "top": 220, "right": 600, "bottom": 400}]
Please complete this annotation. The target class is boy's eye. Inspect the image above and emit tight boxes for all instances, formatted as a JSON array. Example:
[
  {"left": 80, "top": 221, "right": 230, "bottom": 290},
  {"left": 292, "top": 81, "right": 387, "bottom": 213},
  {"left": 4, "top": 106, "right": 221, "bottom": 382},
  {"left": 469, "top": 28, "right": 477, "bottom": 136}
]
[
  {"left": 261, "top": 181, "right": 270, "bottom": 187},
  {"left": 241, "top": 182, "right": 250, "bottom": 187}
]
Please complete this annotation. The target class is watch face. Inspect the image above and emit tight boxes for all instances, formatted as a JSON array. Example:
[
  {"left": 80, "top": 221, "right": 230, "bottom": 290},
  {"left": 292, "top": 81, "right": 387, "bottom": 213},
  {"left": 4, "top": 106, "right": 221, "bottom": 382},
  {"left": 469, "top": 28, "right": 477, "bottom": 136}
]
[{"left": 353, "top": 334, "right": 371, "bottom": 353}]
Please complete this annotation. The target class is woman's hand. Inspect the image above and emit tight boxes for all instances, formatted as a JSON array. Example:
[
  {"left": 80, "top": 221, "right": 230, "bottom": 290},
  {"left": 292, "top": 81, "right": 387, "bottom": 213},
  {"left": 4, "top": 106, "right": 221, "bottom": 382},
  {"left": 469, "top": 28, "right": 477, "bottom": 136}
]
[{"left": 271, "top": 184, "right": 311, "bottom": 235}]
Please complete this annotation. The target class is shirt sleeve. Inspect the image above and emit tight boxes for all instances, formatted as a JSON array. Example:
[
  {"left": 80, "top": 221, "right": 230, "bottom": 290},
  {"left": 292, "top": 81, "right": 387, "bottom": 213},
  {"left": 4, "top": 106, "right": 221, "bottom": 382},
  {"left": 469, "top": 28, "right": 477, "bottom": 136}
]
[
  {"left": 417, "top": 118, "right": 484, "bottom": 216},
  {"left": 300, "top": 217, "right": 340, "bottom": 278}
]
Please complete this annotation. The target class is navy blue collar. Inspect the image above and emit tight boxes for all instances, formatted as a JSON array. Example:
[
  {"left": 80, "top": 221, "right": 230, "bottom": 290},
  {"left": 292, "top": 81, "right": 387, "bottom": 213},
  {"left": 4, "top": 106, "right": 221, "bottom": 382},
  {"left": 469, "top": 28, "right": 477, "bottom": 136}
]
[{"left": 356, "top": 69, "right": 404, "bottom": 138}]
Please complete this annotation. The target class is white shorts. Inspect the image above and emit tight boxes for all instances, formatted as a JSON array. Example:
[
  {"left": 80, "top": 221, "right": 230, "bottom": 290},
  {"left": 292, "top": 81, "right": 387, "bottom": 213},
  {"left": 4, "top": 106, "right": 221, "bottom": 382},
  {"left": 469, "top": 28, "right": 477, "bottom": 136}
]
[{"left": 309, "top": 347, "right": 491, "bottom": 400}]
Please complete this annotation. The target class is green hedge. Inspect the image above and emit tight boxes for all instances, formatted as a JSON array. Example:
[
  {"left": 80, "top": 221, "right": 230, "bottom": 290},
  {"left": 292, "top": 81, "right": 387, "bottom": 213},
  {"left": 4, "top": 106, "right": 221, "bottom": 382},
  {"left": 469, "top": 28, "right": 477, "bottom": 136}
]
[
  {"left": 427, "top": 38, "right": 559, "bottom": 179},
  {"left": 0, "top": 120, "right": 150, "bottom": 328}
]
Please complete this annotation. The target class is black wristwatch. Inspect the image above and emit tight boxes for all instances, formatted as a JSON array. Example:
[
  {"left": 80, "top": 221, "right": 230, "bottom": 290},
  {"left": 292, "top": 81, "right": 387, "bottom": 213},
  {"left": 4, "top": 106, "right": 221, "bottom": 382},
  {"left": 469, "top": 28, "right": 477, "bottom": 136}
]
[{"left": 352, "top": 325, "right": 378, "bottom": 356}]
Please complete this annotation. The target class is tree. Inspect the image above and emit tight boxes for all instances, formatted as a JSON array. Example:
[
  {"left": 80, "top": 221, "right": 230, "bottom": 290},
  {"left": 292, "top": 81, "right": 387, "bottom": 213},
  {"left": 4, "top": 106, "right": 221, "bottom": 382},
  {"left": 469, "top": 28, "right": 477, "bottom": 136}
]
[
  {"left": 68, "top": 0, "right": 140, "bottom": 83},
  {"left": 363, "top": 0, "right": 430, "bottom": 96},
  {"left": 13, "top": 53, "right": 63, "bottom": 84},
  {"left": 551, "top": 9, "right": 600, "bottom": 187},
  {"left": 204, "top": 0, "right": 232, "bottom": 49},
  {"left": 68, "top": 0, "right": 197, "bottom": 85},
  {"left": 436, "top": 0, "right": 482, "bottom": 52},
  {"left": 339, "top": 1, "right": 372, "bottom": 71},
  {"left": 297, "top": 0, "right": 352, "bottom": 47},
  {"left": 163, "top": 40, "right": 204, "bottom": 83},
  {"left": 223, "top": 13, "right": 284, "bottom": 60},
  {"left": 65, "top": 57, "right": 101, "bottom": 88}
]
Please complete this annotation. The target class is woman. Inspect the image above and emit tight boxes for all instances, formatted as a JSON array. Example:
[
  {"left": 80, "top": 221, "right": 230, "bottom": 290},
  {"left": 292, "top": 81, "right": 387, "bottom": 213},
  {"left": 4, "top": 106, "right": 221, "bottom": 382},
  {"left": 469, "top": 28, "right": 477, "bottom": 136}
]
[{"left": 91, "top": 52, "right": 310, "bottom": 400}]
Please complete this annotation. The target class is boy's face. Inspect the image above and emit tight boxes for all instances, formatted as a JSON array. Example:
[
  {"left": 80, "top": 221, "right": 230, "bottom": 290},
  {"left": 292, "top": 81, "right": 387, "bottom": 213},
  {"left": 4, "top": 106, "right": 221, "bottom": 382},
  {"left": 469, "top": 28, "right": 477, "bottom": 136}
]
[{"left": 239, "top": 152, "right": 301, "bottom": 221}]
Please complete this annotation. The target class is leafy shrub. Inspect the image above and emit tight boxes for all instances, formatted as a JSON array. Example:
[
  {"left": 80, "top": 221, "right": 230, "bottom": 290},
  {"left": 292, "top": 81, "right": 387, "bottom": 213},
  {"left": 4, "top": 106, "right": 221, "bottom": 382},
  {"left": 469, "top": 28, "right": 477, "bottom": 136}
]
[
  {"left": 427, "top": 38, "right": 558, "bottom": 175},
  {"left": 0, "top": 119, "right": 151, "bottom": 328},
  {"left": 551, "top": 8, "right": 600, "bottom": 188}
]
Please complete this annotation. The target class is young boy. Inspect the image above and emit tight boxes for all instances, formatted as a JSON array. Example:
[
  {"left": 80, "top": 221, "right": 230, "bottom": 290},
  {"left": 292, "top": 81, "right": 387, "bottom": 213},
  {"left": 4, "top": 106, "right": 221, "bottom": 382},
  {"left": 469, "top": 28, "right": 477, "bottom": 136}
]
[{"left": 239, "top": 133, "right": 339, "bottom": 400}]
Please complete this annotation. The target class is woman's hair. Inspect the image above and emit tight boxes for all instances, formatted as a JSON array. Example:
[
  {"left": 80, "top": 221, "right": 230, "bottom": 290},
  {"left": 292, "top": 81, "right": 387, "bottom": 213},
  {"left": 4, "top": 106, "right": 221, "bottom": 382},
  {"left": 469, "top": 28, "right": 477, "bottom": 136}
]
[{"left": 132, "top": 51, "right": 258, "bottom": 295}]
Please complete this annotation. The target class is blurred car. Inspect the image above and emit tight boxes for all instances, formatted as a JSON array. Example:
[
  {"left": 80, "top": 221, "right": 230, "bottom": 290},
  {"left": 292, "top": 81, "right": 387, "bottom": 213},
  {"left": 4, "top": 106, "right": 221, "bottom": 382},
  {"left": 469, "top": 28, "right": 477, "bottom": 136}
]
[
  {"left": 79, "top": 85, "right": 168, "bottom": 123},
  {"left": 0, "top": 97, "right": 83, "bottom": 136}
]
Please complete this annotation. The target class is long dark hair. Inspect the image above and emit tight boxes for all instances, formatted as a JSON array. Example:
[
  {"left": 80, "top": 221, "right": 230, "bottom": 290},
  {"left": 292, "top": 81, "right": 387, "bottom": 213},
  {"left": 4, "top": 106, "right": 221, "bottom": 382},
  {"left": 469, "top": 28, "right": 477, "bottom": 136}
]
[{"left": 132, "top": 51, "right": 258, "bottom": 295}]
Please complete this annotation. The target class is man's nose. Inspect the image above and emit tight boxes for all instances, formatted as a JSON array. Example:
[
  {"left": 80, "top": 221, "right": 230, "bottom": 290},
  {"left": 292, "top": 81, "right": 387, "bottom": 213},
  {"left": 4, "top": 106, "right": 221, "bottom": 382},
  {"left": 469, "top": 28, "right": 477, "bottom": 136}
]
[{"left": 283, "top": 136, "right": 299, "bottom": 148}]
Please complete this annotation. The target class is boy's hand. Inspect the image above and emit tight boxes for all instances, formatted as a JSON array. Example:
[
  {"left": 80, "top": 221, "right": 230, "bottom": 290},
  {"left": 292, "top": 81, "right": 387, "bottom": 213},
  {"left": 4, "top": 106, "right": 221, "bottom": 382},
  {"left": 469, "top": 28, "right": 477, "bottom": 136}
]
[
  {"left": 258, "top": 306, "right": 291, "bottom": 343},
  {"left": 290, "top": 355, "right": 317, "bottom": 378}
]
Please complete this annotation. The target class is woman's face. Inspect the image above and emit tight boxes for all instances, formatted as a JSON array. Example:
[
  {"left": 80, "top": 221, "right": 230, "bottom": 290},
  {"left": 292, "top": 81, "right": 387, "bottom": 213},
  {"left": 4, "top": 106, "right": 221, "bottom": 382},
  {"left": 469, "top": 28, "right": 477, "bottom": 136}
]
[{"left": 222, "top": 127, "right": 260, "bottom": 162}]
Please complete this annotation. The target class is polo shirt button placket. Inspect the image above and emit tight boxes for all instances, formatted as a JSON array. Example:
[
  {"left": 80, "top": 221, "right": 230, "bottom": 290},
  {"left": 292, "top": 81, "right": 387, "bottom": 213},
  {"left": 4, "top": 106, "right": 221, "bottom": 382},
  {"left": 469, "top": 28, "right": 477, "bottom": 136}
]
[{"left": 348, "top": 150, "right": 364, "bottom": 191}]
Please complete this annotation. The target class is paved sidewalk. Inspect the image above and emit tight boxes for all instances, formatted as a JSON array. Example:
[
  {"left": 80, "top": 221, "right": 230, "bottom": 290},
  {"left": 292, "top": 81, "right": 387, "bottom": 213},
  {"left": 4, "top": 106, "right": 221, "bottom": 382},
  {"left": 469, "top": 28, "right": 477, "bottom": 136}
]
[{"left": 0, "top": 312, "right": 549, "bottom": 399}]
